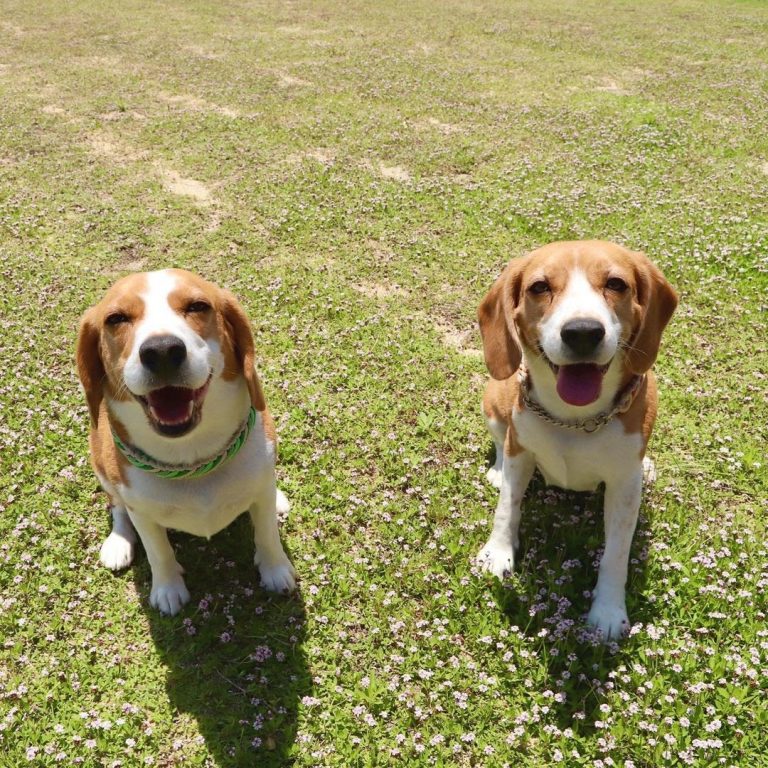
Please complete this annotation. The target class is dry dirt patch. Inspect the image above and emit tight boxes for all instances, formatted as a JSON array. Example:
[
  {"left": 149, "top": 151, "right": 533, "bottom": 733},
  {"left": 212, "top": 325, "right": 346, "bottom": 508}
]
[
  {"left": 159, "top": 169, "right": 213, "bottom": 204},
  {"left": 184, "top": 44, "right": 225, "bottom": 61},
  {"left": 1, "top": 21, "right": 25, "bottom": 37},
  {"left": 377, "top": 162, "right": 411, "bottom": 182},
  {"left": 433, "top": 319, "right": 483, "bottom": 358},
  {"left": 354, "top": 281, "right": 409, "bottom": 300},
  {"left": 157, "top": 91, "right": 240, "bottom": 118},
  {"left": 100, "top": 110, "right": 147, "bottom": 122},
  {"left": 277, "top": 73, "right": 312, "bottom": 88},
  {"left": 88, "top": 134, "right": 146, "bottom": 164},
  {"left": 415, "top": 117, "right": 461, "bottom": 135},
  {"left": 591, "top": 76, "right": 630, "bottom": 95},
  {"left": 288, "top": 148, "right": 336, "bottom": 167},
  {"left": 87, "top": 131, "right": 216, "bottom": 205},
  {"left": 101, "top": 255, "right": 149, "bottom": 276}
]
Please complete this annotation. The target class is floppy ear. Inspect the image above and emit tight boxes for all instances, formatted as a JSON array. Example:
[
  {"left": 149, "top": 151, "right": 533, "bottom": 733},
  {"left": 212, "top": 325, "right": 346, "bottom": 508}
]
[
  {"left": 625, "top": 253, "right": 678, "bottom": 375},
  {"left": 478, "top": 257, "right": 527, "bottom": 380},
  {"left": 220, "top": 290, "right": 266, "bottom": 411},
  {"left": 76, "top": 308, "right": 106, "bottom": 426}
]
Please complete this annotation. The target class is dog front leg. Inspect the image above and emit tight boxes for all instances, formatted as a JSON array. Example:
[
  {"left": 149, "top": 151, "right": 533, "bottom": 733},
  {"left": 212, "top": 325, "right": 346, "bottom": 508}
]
[
  {"left": 587, "top": 468, "right": 644, "bottom": 640},
  {"left": 128, "top": 512, "right": 189, "bottom": 616},
  {"left": 476, "top": 451, "right": 536, "bottom": 579},
  {"left": 249, "top": 481, "right": 296, "bottom": 594},
  {"left": 99, "top": 503, "right": 137, "bottom": 571}
]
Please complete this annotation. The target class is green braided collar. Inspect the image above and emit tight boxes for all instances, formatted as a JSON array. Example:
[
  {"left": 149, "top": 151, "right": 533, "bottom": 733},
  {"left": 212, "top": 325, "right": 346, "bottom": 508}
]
[{"left": 112, "top": 406, "right": 258, "bottom": 479}]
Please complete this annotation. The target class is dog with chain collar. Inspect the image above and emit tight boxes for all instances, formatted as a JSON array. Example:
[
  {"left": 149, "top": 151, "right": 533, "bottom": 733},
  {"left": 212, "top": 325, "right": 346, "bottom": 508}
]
[{"left": 475, "top": 240, "right": 677, "bottom": 640}]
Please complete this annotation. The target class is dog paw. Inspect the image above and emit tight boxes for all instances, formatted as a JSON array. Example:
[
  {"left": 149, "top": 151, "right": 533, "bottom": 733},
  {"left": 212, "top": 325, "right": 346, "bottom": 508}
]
[
  {"left": 275, "top": 489, "right": 291, "bottom": 518},
  {"left": 475, "top": 541, "right": 515, "bottom": 580},
  {"left": 259, "top": 560, "right": 296, "bottom": 594},
  {"left": 149, "top": 576, "right": 190, "bottom": 616},
  {"left": 486, "top": 466, "right": 503, "bottom": 489},
  {"left": 99, "top": 532, "right": 135, "bottom": 571},
  {"left": 642, "top": 456, "right": 657, "bottom": 486},
  {"left": 586, "top": 599, "right": 630, "bottom": 641}
]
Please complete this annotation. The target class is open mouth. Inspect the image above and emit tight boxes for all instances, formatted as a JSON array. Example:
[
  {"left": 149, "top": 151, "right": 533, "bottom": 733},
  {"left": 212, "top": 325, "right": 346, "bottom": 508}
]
[
  {"left": 135, "top": 377, "right": 211, "bottom": 437},
  {"left": 538, "top": 347, "right": 611, "bottom": 407}
]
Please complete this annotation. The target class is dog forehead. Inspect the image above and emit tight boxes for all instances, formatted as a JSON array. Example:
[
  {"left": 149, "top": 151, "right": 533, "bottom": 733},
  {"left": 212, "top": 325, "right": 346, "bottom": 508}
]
[
  {"left": 527, "top": 241, "right": 635, "bottom": 284},
  {"left": 165, "top": 268, "right": 221, "bottom": 299},
  {"left": 97, "top": 272, "right": 149, "bottom": 316}
]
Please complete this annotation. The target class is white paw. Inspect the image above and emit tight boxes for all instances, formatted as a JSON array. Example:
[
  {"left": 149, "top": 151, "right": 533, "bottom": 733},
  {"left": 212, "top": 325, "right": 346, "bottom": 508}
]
[
  {"left": 259, "top": 559, "right": 296, "bottom": 594},
  {"left": 586, "top": 599, "right": 630, "bottom": 641},
  {"left": 276, "top": 489, "right": 290, "bottom": 518},
  {"left": 486, "top": 466, "right": 503, "bottom": 489},
  {"left": 99, "top": 532, "right": 135, "bottom": 571},
  {"left": 149, "top": 575, "right": 190, "bottom": 616},
  {"left": 642, "top": 456, "right": 657, "bottom": 486},
  {"left": 475, "top": 540, "right": 515, "bottom": 580}
]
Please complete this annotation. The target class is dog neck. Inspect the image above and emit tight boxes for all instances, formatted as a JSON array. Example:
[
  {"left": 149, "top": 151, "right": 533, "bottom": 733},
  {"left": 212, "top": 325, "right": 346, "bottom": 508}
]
[
  {"left": 522, "top": 350, "right": 629, "bottom": 424},
  {"left": 108, "top": 376, "right": 252, "bottom": 466}
]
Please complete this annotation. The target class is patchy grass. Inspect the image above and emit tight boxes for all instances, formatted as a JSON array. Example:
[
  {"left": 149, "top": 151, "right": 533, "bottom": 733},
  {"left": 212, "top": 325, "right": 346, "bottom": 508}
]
[{"left": 1, "top": 0, "right": 767, "bottom": 766}]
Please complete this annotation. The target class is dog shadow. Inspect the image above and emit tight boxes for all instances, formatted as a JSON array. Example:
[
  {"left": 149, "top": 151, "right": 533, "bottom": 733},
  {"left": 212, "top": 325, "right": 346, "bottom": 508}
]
[
  {"left": 133, "top": 514, "right": 310, "bottom": 767},
  {"left": 486, "top": 470, "right": 654, "bottom": 724}
]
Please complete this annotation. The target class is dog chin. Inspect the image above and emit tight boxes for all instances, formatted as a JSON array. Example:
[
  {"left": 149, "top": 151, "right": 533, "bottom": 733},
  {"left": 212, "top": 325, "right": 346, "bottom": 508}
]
[{"left": 132, "top": 377, "right": 211, "bottom": 438}]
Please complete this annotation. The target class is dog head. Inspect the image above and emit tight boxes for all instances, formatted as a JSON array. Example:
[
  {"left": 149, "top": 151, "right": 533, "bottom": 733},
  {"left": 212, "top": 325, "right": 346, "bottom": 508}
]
[
  {"left": 77, "top": 269, "right": 264, "bottom": 438},
  {"left": 478, "top": 240, "right": 677, "bottom": 406}
]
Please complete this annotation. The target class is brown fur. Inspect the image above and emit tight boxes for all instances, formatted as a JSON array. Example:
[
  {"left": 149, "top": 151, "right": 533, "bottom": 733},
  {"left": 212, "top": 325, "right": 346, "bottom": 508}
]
[
  {"left": 89, "top": 400, "right": 130, "bottom": 492},
  {"left": 482, "top": 377, "right": 526, "bottom": 457},
  {"left": 217, "top": 289, "right": 267, "bottom": 411},
  {"left": 617, "top": 371, "right": 658, "bottom": 454},
  {"left": 77, "top": 274, "right": 148, "bottom": 425}
]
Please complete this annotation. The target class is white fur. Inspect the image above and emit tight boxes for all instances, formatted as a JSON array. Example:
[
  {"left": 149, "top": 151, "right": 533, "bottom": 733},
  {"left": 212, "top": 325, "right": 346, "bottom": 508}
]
[
  {"left": 477, "top": 449, "right": 536, "bottom": 579},
  {"left": 97, "top": 271, "right": 295, "bottom": 615},
  {"left": 484, "top": 415, "right": 506, "bottom": 489},
  {"left": 98, "top": 502, "right": 136, "bottom": 571}
]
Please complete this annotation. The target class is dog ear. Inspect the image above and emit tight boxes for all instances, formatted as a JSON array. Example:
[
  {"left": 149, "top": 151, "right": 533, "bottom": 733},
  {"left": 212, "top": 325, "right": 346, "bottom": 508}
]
[
  {"left": 625, "top": 253, "right": 678, "bottom": 375},
  {"left": 220, "top": 290, "right": 266, "bottom": 411},
  {"left": 477, "top": 257, "right": 528, "bottom": 380},
  {"left": 76, "top": 308, "right": 106, "bottom": 426}
]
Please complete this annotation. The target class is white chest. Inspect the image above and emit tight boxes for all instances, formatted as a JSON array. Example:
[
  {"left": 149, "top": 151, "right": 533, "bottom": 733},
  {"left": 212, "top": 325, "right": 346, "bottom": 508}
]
[
  {"left": 117, "top": 431, "right": 275, "bottom": 538},
  {"left": 513, "top": 411, "right": 643, "bottom": 491}
]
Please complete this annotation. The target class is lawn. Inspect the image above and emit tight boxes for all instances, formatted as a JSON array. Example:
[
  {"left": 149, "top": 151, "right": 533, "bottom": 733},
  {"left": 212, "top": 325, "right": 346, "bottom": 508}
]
[{"left": 1, "top": 0, "right": 767, "bottom": 766}]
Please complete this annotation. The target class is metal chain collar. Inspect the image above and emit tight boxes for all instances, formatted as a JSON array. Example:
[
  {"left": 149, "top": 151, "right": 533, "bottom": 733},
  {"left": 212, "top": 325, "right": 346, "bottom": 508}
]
[
  {"left": 112, "top": 406, "right": 258, "bottom": 479},
  {"left": 518, "top": 367, "right": 645, "bottom": 434}
]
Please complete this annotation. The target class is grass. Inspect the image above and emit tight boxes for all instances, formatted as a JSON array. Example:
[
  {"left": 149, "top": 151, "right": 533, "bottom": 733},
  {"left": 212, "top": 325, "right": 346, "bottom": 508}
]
[{"left": 1, "top": 0, "right": 767, "bottom": 765}]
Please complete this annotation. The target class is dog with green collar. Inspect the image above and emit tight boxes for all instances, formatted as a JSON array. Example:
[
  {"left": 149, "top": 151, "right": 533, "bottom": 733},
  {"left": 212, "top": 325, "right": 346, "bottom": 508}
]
[{"left": 77, "top": 269, "right": 295, "bottom": 615}]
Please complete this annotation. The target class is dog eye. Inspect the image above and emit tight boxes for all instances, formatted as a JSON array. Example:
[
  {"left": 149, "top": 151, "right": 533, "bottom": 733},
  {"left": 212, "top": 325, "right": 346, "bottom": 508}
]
[
  {"left": 186, "top": 300, "right": 211, "bottom": 314},
  {"left": 606, "top": 277, "right": 628, "bottom": 292},
  {"left": 528, "top": 280, "right": 550, "bottom": 295},
  {"left": 105, "top": 312, "right": 130, "bottom": 326}
]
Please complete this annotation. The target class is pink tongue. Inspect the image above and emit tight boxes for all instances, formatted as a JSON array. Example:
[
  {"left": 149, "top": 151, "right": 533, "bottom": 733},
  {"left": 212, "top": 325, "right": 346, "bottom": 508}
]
[
  {"left": 556, "top": 364, "right": 604, "bottom": 406},
  {"left": 147, "top": 386, "right": 193, "bottom": 423}
]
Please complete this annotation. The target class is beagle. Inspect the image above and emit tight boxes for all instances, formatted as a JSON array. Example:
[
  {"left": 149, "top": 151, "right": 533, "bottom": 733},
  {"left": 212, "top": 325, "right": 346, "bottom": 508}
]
[
  {"left": 77, "top": 269, "right": 296, "bottom": 615},
  {"left": 475, "top": 241, "right": 677, "bottom": 639}
]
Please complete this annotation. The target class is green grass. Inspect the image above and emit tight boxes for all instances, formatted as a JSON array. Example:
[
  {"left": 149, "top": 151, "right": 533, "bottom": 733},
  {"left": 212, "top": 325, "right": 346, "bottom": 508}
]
[{"left": 1, "top": 0, "right": 767, "bottom": 766}]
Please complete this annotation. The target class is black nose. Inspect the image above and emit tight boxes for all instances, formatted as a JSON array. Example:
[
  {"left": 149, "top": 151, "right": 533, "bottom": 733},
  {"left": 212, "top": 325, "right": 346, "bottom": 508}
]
[
  {"left": 560, "top": 319, "right": 605, "bottom": 357},
  {"left": 139, "top": 334, "right": 187, "bottom": 376}
]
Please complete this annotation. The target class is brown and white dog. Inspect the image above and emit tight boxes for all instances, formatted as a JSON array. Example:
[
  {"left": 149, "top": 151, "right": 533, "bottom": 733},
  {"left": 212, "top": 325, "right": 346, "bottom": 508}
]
[
  {"left": 475, "top": 241, "right": 677, "bottom": 639},
  {"left": 77, "top": 269, "right": 296, "bottom": 615}
]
